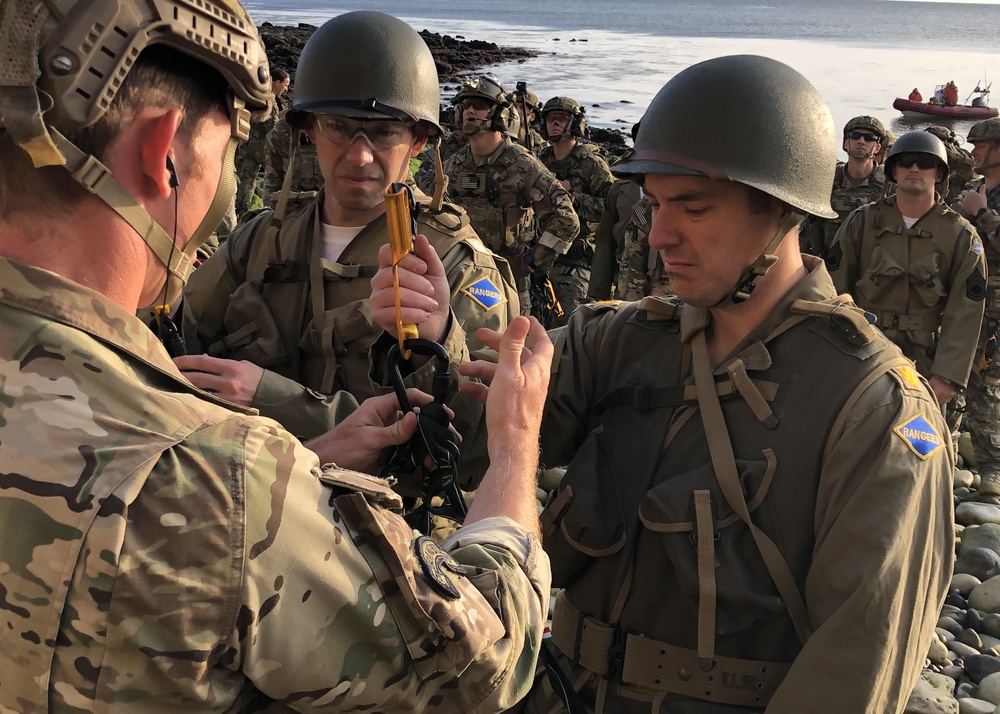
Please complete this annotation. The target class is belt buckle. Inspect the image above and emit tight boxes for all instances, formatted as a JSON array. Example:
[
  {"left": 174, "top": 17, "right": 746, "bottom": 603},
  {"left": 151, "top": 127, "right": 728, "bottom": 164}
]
[{"left": 607, "top": 625, "right": 635, "bottom": 684}]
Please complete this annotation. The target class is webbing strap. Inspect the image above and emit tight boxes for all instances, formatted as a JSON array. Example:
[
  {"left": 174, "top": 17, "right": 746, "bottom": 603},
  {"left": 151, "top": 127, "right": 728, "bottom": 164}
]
[
  {"left": 727, "top": 360, "right": 777, "bottom": 428},
  {"left": 690, "top": 329, "right": 813, "bottom": 644},
  {"left": 693, "top": 489, "right": 717, "bottom": 668},
  {"left": 594, "top": 378, "right": 778, "bottom": 416}
]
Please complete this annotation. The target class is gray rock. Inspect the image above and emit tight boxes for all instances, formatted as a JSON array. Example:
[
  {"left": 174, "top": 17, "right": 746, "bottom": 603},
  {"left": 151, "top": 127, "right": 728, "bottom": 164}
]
[
  {"left": 954, "top": 574, "right": 985, "bottom": 597},
  {"left": 941, "top": 616, "right": 966, "bottom": 635},
  {"left": 960, "top": 629, "right": 985, "bottom": 651},
  {"left": 958, "top": 698, "right": 995, "bottom": 714},
  {"left": 968, "top": 608, "right": 985, "bottom": 632},
  {"left": 906, "top": 671, "right": 960, "bottom": 713},
  {"left": 957, "top": 469, "right": 977, "bottom": 489},
  {"left": 960, "top": 432, "right": 977, "bottom": 468},
  {"left": 929, "top": 636, "right": 952, "bottom": 664},
  {"left": 980, "top": 634, "right": 1000, "bottom": 653},
  {"left": 970, "top": 576, "right": 1000, "bottom": 614},
  {"left": 957, "top": 549, "right": 1000, "bottom": 583},
  {"left": 942, "top": 664, "right": 965, "bottom": 681},
  {"left": 944, "top": 604, "right": 968, "bottom": 617},
  {"left": 960, "top": 524, "right": 1000, "bottom": 557},
  {"left": 957, "top": 503, "right": 1000, "bottom": 527},
  {"left": 957, "top": 682, "right": 978, "bottom": 698},
  {"left": 976, "top": 671, "right": 1000, "bottom": 704},
  {"left": 964, "top": 654, "right": 1000, "bottom": 682},
  {"left": 950, "top": 640, "right": 981, "bottom": 658},
  {"left": 957, "top": 487, "right": 974, "bottom": 500},
  {"left": 983, "top": 613, "right": 1000, "bottom": 638},
  {"left": 939, "top": 627, "right": 958, "bottom": 642}
]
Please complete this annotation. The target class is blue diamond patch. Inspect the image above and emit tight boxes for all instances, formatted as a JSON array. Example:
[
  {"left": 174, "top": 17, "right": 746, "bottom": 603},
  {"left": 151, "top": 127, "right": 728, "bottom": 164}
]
[
  {"left": 462, "top": 276, "right": 507, "bottom": 310},
  {"left": 974, "top": 241, "right": 984, "bottom": 255},
  {"left": 893, "top": 414, "right": 945, "bottom": 460}
]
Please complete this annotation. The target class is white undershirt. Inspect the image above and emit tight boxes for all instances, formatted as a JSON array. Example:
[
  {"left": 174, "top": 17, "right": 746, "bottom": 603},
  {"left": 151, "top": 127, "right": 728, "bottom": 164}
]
[
  {"left": 902, "top": 215, "right": 919, "bottom": 229},
  {"left": 320, "top": 222, "right": 365, "bottom": 262}
]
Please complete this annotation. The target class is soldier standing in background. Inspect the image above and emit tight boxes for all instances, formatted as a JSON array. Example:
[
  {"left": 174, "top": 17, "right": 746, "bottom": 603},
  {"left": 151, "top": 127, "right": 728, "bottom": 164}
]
[
  {"left": 537, "top": 96, "right": 616, "bottom": 325},
  {"left": 828, "top": 131, "right": 986, "bottom": 408},
  {"left": 511, "top": 84, "right": 547, "bottom": 155},
  {"left": 925, "top": 125, "right": 977, "bottom": 205},
  {"left": 235, "top": 67, "right": 289, "bottom": 216},
  {"left": 955, "top": 117, "right": 1000, "bottom": 495},
  {"left": 799, "top": 115, "right": 886, "bottom": 259},
  {"left": 0, "top": 3, "right": 551, "bottom": 711},
  {"left": 444, "top": 76, "right": 579, "bottom": 313},
  {"left": 262, "top": 114, "right": 324, "bottom": 207},
  {"left": 588, "top": 176, "right": 641, "bottom": 300}
]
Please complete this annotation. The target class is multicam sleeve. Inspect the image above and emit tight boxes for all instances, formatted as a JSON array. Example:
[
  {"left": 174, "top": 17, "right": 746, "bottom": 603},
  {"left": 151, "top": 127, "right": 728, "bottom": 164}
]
[
  {"left": 526, "top": 159, "right": 580, "bottom": 254},
  {"left": 234, "top": 423, "right": 549, "bottom": 712},
  {"left": 574, "top": 154, "right": 616, "bottom": 225}
]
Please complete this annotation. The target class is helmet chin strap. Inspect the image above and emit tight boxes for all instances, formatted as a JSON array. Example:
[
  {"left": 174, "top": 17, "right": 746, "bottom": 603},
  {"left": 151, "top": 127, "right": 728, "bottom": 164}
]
[{"left": 711, "top": 211, "right": 803, "bottom": 307}]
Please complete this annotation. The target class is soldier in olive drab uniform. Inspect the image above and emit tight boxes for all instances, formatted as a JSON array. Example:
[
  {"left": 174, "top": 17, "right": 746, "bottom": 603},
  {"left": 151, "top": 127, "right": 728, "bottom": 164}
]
[
  {"left": 262, "top": 114, "right": 323, "bottom": 207},
  {"left": 926, "top": 125, "right": 977, "bottom": 205},
  {"left": 511, "top": 86, "right": 548, "bottom": 156},
  {"left": 954, "top": 118, "right": 1000, "bottom": 494},
  {"left": 589, "top": 177, "right": 642, "bottom": 300},
  {"left": 444, "top": 76, "right": 580, "bottom": 313},
  {"left": 181, "top": 13, "right": 518, "bottom": 490},
  {"left": 828, "top": 131, "right": 987, "bottom": 409},
  {"left": 234, "top": 67, "right": 289, "bottom": 216},
  {"left": 0, "top": 6, "right": 551, "bottom": 712},
  {"left": 799, "top": 115, "right": 887, "bottom": 259},
  {"left": 537, "top": 96, "right": 616, "bottom": 325},
  {"left": 457, "top": 56, "right": 950, "bottom": 713}
]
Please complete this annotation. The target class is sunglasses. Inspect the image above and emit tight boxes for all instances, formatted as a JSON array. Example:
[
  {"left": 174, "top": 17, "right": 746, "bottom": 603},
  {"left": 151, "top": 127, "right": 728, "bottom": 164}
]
[
  {"left": 313, "top": 116, "right": 416, "bottom": 151},
  {"left": 847, "top": 131, "right": 880, "bottom": 143},
  {"left": 894, "top": 154, "right": 940, "bottom": 171}
]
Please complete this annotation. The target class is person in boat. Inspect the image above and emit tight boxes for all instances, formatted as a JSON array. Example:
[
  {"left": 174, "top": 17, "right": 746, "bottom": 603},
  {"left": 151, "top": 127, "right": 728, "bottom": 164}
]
[
  {"left": 799, "top": 115, "right": 887, "bottom": 259},
  {"left": 909, "top": 87, "right": 923, "bottom": 102},
  {"left": 944, "top": 81, "right": 960, "bottom": 107},
  {"left": 828, "top": 131, "right": 986, "bottom": 411},
  {"left": 953, "top": 117, "right": 1000, "bottom": 499}
]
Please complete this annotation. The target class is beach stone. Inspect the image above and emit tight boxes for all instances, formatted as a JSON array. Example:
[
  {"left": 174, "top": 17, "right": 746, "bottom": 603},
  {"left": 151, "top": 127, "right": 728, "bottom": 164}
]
[
  {"left": 957, "top": 502, "right": 1000, "bottom": 526},
  {"left": 930, "top": 636, "right": 952, "bottom": 664},
  {"left": 957, "top": 682, "right": 977, "bottom": 698},
  {"left": 939, "top": 627, "right": 958, "bottom": 642},
  {"left": 960, "top": 629, "right": 985, "bottom": 650},
  {"left": 950, "top": 640, "right": 981, "bottom": 658},
  {"left": 968, "top": 608, "right": 985, "bottom": 632},
  {"left": 948, "top": 593, "right": 971, "bottom": 609},
  {"left": 958, "top": 698, "right": 995, "bottom": 714},
  {"left": 976, "top": 671, "right": 1000, "bottom": 704},
  {"left": 941, "top": 616, "right": 966, "bottom": 635},
  {"left": 942, "top": 664, "right": 965, "bottom": 680},
  {"left": 957, "top": 470, "right": 977, "bottom": 489},
  {"left": 980, "top": 634, "right": 1000, "bottom": 653},
  {"left": 956, "top": 548, "right": 1000, "bottom": 582},
  {"left": 906, "top": 671, "right": 959, "bottom": 713},
  {"left": 970, "top": 576, "right": 1000, "bottom": 613},
  {"left": 964, "top": 654, "right": 1000, "bottom": 682},
  {"left": 983, "top": 613, "right": 1000, "bottom": 638},
  {"left": 955, "top": 575, "right": 985, "bottom": 596},
  {"left": 960, "top": 525, "right": 1000, "bottom": 557},
  {"left": 957, "top": 487, "right": 974, "bottom": 500},
  {"left": 960, "top": 432, "right": 977, "bottom": 467}
]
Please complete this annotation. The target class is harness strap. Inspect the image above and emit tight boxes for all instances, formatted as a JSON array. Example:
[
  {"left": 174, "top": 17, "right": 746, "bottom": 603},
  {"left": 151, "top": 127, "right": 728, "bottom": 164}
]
[
  {"left": 869, "top": 310, "right": 940, "bottom": 331},
  {"left": 691, "top": 329, "right": 814, "bottom": 644},
  {"left": 550, "top": 592, "right": 790, "bottom": 708},
  {"left": 693, "top": 490, "right": 717, "bottom": 668},
  {"left": 593, "top": 378, "right": 778, "bottom": 416}
]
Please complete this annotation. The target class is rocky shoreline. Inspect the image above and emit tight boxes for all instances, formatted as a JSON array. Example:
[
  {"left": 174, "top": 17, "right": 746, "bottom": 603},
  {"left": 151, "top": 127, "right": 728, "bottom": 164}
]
[{"left": 259, "top": 22, "right": 629, "bottom": 154}]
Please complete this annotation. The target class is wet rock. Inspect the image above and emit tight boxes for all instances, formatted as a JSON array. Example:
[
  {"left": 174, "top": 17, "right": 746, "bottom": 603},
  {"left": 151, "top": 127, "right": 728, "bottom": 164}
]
[
  {"left": 954, "top": 575, "right": 984, "bottom": 597},
  {"left": 964, "top": 654, "right": 1000, "bottom": 682},
  {"left": 955, "top": 548, "right": 1000, "bottom": 582},
  {"left": 906, "top": 671, "right": 959, "bottom": 713},
  {"left": 957, "top": 502, "right": 1000, "bottom": 526},
  {"left": 930, "top": 636, "right": 952, "bottom": 664},
  {"left": 970, "top": 576, "right": 1000, "bottom": 613}
]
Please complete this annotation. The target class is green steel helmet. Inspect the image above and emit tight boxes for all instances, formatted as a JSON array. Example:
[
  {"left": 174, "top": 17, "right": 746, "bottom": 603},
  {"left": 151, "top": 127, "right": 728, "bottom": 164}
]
[
  {"left": 613, "top": 55, "right": 838, "bottom": 219},
  {"left": 1, "top": 0, "right": 272, "bottom": 160},
  {"left": 843, "top": 115, "right": 886, "bottom": 141},
  {"left": 290, "top": 11, "right": 441, "bottom": 134},
  {"left": 885, "top": 131, "right": 949, "bottom": 183},
  {"left": 968, "top": 118, "right": 1000, "bottom": 143},
  {"left": 541, "top": 96, "right": 587, "bottom": 138}
]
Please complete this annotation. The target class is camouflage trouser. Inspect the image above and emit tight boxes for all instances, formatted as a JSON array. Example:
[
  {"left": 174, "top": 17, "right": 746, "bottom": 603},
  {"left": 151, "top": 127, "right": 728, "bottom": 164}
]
[
  {"left": 549, "top": 262, "right": 591, "bottom": 329},
  {"left": 966, "top": 365, "right": 1000, "bottom": 476},
  {"left": 234, "top": 150, "right": 264, "bottom": 217}
]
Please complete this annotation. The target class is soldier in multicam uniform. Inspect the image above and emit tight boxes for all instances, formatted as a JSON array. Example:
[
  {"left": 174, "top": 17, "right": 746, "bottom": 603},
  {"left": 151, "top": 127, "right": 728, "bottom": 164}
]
[
  {"left": 537, "top": 96, "right": 616, "bottom": 325},
  {"left": 615, "top": 195, "right": 674, "bottom": 301},
  {"left": 180, "top": 11, "right": 519, "bottom": 506},
  {"left": 828, "top": 131, "right": 987, "bottom": 409},
  {"left": 588, "top": 176, "right": 641, "bottom": 300},
  {"left": 262, "top": 114, "right": 324, "bottom": 207},
  {"left": 954, "top": 117, "right": 1000, "bottom": 495},
  {"left": 444, "top": 76, "right": 580, "bottom": 313},
  {"left": 415, "top": 90, "right": 468, "bottom": 195},
  {"left": 511, "top": 85, "right": 547, "bottom": 155},
  {"left": 800, "top": 115, "right": 887, "bottom": 259},
  {"left": 235, "top": 67, "right": 289, "bottom": 216},
  {"left": 0, "top": 3, "right": 552, "bottom": 712},
  {"left": 926, "top": 125, "right": 977, "bottom": 205}
]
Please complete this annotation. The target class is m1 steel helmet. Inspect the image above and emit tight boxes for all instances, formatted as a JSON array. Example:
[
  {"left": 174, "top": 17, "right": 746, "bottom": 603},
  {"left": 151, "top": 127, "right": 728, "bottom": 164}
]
[
  {"left": 290, "top": 11, "right": 441, "bottom": 134},
  {"left": 885, "top": 131, "right": 949, "bottom": 183},
  {"left": 613, "top": 55, "right": 838, "bottom": 219}
]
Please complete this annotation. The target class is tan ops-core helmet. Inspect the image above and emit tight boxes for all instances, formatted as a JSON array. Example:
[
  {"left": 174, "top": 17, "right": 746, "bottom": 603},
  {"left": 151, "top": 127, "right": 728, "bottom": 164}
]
[{"left": 0, "top": 0, "right": 273, "bottom": 292}]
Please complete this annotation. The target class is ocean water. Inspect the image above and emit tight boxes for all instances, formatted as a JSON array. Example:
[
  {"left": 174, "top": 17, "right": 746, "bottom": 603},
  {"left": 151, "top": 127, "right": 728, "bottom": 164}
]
[{"left": 244, "top": 0, "right": 1000, "bottom": 146}]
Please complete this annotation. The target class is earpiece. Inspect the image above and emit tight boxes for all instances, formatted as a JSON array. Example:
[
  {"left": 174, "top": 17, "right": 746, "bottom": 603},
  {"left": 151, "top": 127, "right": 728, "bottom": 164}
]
[{"left": 166, "top": 156, "right": 179, "bottom": 188}]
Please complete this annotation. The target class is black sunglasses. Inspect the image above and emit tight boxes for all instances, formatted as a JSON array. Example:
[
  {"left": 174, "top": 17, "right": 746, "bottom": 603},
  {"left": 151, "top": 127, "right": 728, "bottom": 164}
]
[
  {"left": 847, "top": 130, "right": 880, "bottom": 143},
  {"left": 894, "top": 154, "right": 940, "bottom": 171}
]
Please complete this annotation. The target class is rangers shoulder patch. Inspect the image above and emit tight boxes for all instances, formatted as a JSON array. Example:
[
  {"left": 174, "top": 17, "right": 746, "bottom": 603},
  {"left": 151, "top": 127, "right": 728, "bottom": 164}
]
[
  {"left": 463, "top": 276, "right": 507, "bottom": 310},
  {"left": 893, "top": 414, "right": 945, "bottom": 460}
]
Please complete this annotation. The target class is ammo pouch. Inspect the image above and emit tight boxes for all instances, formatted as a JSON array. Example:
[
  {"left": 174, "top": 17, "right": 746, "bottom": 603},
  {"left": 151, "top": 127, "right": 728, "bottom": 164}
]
[
  {"left": 908, "top": 252, "right": 946, "bottom": 307},
  {"left": 208, "top": 279, "right": 290, "bottom": 367},
  {"left": 856, "top": 243, "right": 904, "bottom": 304}
]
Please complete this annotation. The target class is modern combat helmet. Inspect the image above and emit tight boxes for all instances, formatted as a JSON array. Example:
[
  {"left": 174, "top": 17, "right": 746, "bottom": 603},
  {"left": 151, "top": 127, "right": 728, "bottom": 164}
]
[
  {"left": 843, "top": 116, "right": 886, "bottom": 142},
  {"left": 0, "top": 0, "right": 273, "bottom": 292},
  {"left": 290, "top": 11, "right": 441, "bottom": 135},
  {"left": 884, "top": 131, "right": 949, "bottom": 183},
  {"left": 541, "top": 96, "right": 588, "bottom": 139},
  {"left": 613, "top": 54, "right": 837, "bottom": 219},
  {"left": 453, "top": 75, "right": 519, "bottom": 135},
  {"left": 968, "top": 118, "right": 1000, "bottom": 144}
]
